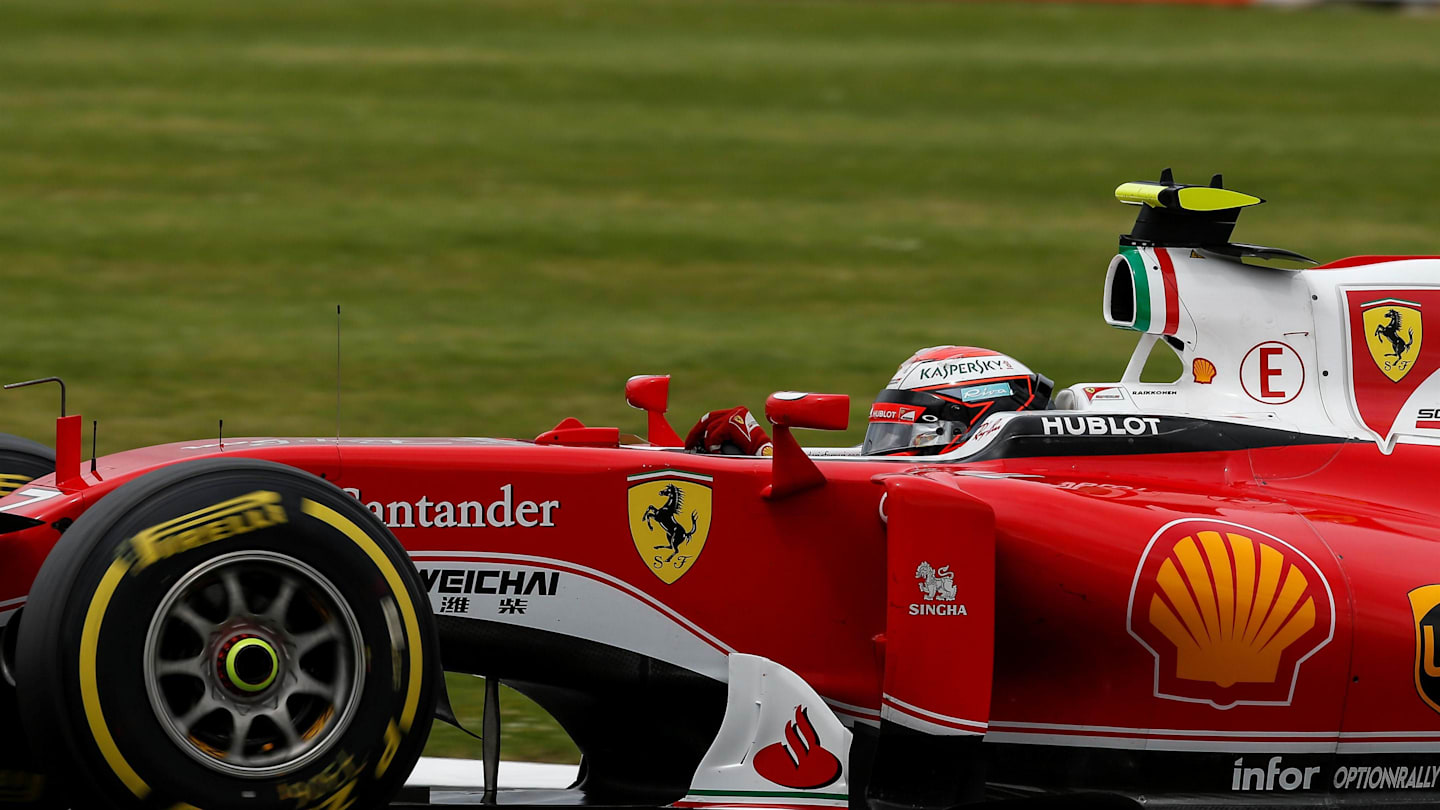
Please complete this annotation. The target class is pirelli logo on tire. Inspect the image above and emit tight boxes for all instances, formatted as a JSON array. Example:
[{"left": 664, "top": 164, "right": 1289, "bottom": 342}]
[{"left": 125, "top": 490, "right": 288, "bottom": 572}]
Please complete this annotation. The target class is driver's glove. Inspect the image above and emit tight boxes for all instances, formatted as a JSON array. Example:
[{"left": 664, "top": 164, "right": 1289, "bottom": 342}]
[{"left": 684, "top": 407, "right": 773, "bottom": 456}]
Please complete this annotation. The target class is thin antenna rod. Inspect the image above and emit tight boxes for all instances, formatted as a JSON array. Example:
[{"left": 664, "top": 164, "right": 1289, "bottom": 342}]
[
  {"left": 91, "top": 420, "right": 98, "bottom": 475},
  {"left": 336, "top": 305, "right": 342, "bottom": 442}
]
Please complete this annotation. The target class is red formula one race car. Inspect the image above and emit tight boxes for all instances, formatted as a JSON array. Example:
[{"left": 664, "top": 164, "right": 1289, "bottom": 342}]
[{"left": 3, "top": 173, "right": 1440, "bottom": 810}]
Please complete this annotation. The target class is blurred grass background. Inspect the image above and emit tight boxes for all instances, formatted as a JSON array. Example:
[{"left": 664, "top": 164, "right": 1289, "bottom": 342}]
[{"left": 3, "top": 0, "right": 1438, "bottom": 762}]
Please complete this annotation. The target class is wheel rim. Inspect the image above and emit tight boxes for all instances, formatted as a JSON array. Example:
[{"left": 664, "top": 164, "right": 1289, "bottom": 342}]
[{"left": 143, "top": 550, "right": 366, "bottom": 778}]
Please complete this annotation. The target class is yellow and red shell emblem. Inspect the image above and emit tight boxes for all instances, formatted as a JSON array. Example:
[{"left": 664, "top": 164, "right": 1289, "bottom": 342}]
[
  {"left": 1192, "top": 357, "right": 1217, "bottom": 385},
  {"left": 1127, "top": 519, "right": 1335, "bottom": 708}
]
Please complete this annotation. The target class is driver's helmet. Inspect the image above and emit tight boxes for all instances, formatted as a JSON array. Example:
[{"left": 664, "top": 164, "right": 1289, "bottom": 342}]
[{"left": 862, "top": 346, "right": 1053, "bottom": 456}]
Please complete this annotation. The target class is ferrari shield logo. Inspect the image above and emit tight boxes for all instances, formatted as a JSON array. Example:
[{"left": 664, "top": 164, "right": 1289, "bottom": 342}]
[
  {"left": 1409, "top": 585, "right": 1440, "bottom": 714},
  {"left": 627, "top": 470, "right": 712, "bottom": 584},
  {"left": 1363, "top": 299, "right": 1422, "bottom": 382},
  {"left": 1346, "top": 290, "right": 1440, "bottom": 444}
]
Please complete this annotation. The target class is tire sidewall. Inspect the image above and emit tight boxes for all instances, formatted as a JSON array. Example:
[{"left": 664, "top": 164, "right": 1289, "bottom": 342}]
[
  {"left": 0, "top": 433, "right": 54, "bottom": 493},
  {"left": 17, "top": 459, "right": 435, "bottom": 810},
  {"left": 0, "top": 433, "right": 55, "bottom": 807}
]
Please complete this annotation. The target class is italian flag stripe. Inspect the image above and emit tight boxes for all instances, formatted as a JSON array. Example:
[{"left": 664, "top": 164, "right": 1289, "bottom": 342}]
[
  {"left": 1120, "top": 245, "right": 1151, "bottom": 332},
  {"left": 1120, "top": 246, "right": 1180, "bottom": 336},
  {"left": 1156, "top": 247, "right": 1180, "bottom": 336},
  {"left": 627, "top": 469, "right": 713, "bottom": 483}
]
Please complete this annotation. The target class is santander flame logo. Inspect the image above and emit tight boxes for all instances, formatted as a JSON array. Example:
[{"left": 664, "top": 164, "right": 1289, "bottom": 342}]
[
  {"left": 752, "top": 706, "right": 842, "bottom": 790},
  {"left": 1127, "top": 519, "right": 1335, "bottom": 709}
]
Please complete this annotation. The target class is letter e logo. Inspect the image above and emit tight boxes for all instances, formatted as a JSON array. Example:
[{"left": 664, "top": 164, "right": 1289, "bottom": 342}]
[{"left": 1241, "top": 342, "right": 1305, "bottom": 405}]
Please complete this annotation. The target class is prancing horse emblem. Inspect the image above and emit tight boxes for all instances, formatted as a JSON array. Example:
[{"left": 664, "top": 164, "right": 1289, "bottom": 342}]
[
  {"left": 1375, "top": 308, "right": 1416, "bottom": 363},
  {"left": 643, "top": 484, "right": 698, "bottom": 563},
  {"left": 1362, "top": 298, "right": 1424, "bottom": 383},
  {"left": 627, "top": 470, "right": 713, "bottom": 585}
]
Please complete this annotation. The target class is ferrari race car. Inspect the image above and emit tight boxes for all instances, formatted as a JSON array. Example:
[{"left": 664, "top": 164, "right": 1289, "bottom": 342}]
[{"left": 2, "top": 172, "right": 1440, "bottom": 810}]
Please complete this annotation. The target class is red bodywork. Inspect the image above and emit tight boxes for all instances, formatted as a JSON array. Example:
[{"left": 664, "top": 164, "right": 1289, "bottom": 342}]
[{"left": 2, "top": 418, "right": 1439, "bottom": 802}]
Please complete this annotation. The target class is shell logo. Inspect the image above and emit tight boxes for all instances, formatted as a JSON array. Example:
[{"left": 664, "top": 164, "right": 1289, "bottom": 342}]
[
  {"left": 1127, "top": 519, "right": 1335, "bottom": 709},
  {"left": 1192, "top": 357, "right": 1217, "bottom": 385}
]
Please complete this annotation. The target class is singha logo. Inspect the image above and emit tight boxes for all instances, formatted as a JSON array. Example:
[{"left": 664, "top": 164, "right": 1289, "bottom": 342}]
[
  {"left": 916, "top": 561, "right": 957, "bottom": 602},
  {"left": 642, "top": 483, "right": 698, "bottom": 563},
  {"left": 1375, "top": 308, "right": 1416, "bottom": 365}
]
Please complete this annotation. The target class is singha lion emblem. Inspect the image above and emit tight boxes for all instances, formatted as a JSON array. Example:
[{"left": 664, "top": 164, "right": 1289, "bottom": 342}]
[
  {"left": 915, "top": 561, "right": 957, "bottom": 602},
  {"left": 643, "top": 483, "right": 699, "bottom": 562}
]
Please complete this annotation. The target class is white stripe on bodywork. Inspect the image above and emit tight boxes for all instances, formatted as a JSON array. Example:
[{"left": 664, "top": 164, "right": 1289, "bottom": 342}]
[
  {"left": 988, "top": 721, "right": 1338, "bottom": 738},
  {"left": 882, "top": 705, "right": 982, "bottom": 737},
  {"left": 824, "top": 697, "right": 881, "bottom": 724},
  {"left": 883, "top": 694, "right": 987, "bottom": 731},
  {"left": 983, "top": 732, "right": 1334, "bottom": 753},
  {"left": 984, "top": 722, "right": 1440, "bottom": 753},
  {"left": 411, "top": 552, "right": 731, "bottom": 680}
]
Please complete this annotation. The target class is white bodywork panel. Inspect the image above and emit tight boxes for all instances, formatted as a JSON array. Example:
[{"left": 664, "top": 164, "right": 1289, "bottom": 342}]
[
  {"left": 1072, "top": 251, "right": 1440, "bottom": 452},
  {"left": 684, "top": 654, "right": 852, "bottom": 809}
]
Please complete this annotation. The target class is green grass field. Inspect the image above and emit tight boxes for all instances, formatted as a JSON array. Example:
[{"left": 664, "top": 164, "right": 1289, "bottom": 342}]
[{"left": 3, "top": 0, "right": 1439, "bottom": 762}]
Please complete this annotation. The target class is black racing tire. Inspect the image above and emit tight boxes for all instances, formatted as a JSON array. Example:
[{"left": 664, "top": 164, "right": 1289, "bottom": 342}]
[
  {"left": 15, "top": 458, "right": 437, "bottom": 810},
  {"left": 0, "top": 433, "right": 53, "bottom": 497},
  {"left": 0, "top": 433, "right": 53, "bottom": 808}
]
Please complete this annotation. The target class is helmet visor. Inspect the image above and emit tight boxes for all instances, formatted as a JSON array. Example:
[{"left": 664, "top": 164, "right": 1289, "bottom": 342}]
[
  {"left": 862, "top": 375, "right": 1052, "bottom": 456},
  {"left": 861, "top": 392, "right": 952, "bottom": 455},
  {"left": 861, "top": 421, "right": 926, "bottom": 456}
]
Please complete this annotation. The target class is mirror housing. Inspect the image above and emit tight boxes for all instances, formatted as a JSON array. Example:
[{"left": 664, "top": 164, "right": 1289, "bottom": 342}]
[
  {"left": 765, "top": 391, "right": 849, "bottom": 431},
  {"left": 624, "top": 375, "right": 683, "bottom": 447},
  {"left": 625, "top": 374, "right": 669, "bottom": 412},
  {"left": 763, "top": 392, "right": 849, "bottom": 499}
]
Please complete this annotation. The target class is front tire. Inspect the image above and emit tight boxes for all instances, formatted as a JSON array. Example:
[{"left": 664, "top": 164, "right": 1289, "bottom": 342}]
[
  {"left": 0, "top": 433, "right": 53, "bottom": 808},
  {"left": 15, "top": 459, "right": 436, "bottom": 809},
  {"left": 0, "top": 432, "right": 52, "bottom": 497}
]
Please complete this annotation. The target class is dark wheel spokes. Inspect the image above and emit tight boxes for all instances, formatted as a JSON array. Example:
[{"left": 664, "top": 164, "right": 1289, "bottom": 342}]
[{"left": 143, "top": 550, "right": 364, "bottom": 778}]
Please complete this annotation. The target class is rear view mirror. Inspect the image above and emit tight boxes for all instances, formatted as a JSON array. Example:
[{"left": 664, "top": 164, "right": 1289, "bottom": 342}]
[
  {"left": 625, "top": 375, "right": 683, "bottom": 447},
  {"left": 764, "top": 391, "right": 849, "bottom": 431},
  {"left": 625, "top": 375, "right": 669, "bottom": 412},
  {"left": 763, "top": 392, "right": 849, "bottom": 499}
]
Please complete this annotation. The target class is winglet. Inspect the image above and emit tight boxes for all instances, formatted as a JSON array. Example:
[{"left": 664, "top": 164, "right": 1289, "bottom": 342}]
[{"left": 1116, "top": 169, "right": 1267, "bottom": 249}]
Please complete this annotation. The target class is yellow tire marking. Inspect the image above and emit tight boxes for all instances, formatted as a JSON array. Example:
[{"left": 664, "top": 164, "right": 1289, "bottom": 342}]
[
  {"left": 0, "top": 474, "right": 33, "bottom": 497},
  {"left": 80, "top": 559, "right": 150, "bottom": 798},
  {"left": 301, "top": 500, "right": 424, "bottom": 732},
  {"left": 77, "top": 497, "right": 422, "bottom": 806}
]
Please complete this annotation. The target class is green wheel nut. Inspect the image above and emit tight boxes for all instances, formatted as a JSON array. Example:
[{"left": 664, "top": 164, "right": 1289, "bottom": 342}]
[{"left": 226, "top": 637, "right": 278, "bottom": 692}]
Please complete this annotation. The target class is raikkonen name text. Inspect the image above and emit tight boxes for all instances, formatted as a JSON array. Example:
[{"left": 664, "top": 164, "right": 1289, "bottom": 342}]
[{"left": 343, "top": 486, "right": 559, "bottom": 529}]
